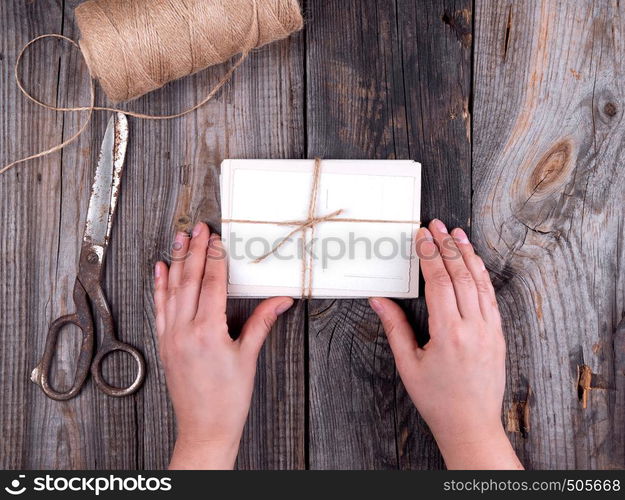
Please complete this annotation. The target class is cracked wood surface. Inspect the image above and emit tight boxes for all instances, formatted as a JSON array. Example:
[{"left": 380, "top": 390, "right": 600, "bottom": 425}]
[
  {"left": 1, "top": 0, "right": 624, "bottom": 469},
  {"left": 474, "top": 0, "right": 625, "bottom": 469},
  {"left": 306, "top": 0, "right": 471, "bottom": 469}
]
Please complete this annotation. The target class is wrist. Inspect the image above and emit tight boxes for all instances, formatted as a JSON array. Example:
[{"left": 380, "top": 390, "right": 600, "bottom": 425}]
[
  {"left": 169, "top": 435, "right": 241, "bottom": 470},
  {"left": 433, "top": 422, "right": 523, "bottom": 470}
]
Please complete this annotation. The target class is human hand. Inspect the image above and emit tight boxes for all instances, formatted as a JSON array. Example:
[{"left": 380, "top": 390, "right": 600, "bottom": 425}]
[
  {"left": 154, "top": 222, "right": 293, "bottom": 470},
  {"left": 369, "top": 219, "right": 522, "bottom": 470}
]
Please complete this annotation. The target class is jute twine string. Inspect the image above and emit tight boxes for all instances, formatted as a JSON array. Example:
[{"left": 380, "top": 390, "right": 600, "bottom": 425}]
[
  {"left": 222, "top": 158, "right": 422, "bottom": 298},
  {"left": 1, "top": 0, "right": 303, "bottom": 175}
]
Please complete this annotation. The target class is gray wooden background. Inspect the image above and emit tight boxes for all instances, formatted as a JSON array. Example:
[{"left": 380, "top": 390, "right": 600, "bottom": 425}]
[{"left": 1, "top": 0, "right": 624, "bottom": 470}]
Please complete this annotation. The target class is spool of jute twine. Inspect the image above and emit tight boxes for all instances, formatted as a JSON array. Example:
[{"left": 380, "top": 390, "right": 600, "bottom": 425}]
[{"left": 0, "top": 0, "right": 303, "bottom": 175}]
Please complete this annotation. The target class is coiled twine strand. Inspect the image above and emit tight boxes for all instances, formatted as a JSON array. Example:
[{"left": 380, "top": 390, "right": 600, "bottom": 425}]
[{"left": 0, "top": 0, "right": 303, "bottom": 175}]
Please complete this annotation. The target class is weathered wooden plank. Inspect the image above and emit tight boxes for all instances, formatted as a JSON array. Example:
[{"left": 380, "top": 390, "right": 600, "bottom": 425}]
[
  {"left": 6, "top": 0, "right": 623, "bottom": 472},
  {"left": 37, "top": 0, "right": 142, "bottom": 469},
  {"left": 0, "top": 0, "right": 306, "bottom": 469},
  {"left": 223, "top": 33, "right": 307, "bottom": 470},
  {"left": 306, "top": 0, "right": 472, "bottom": 469},
  {"left": 0, "top": 0, "right": 102, "bottom": 469},
  {"left": 0, "top": 0, "right": 66, "bottom": 469},
  {"left": 473, "top": 0, "right": 625, "bottom": 469},
  {"left": 127, "top": 13, "right": 307, "bottom": 470}
]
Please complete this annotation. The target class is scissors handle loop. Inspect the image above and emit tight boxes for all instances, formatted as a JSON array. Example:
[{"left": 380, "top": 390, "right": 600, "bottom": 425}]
[
  {"left": 32, "top": 278, "right": 146, "bottom": 400},
  {"left": 31, "top": 282, "right": 95, "bottom": 401},
  {"left": 91, "top": 340, "right": 146, "bottom": 397}
]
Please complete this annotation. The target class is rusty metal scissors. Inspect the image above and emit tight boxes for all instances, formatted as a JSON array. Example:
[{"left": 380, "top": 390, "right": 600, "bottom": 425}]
[{"left": 31, "top": 113, "right": 146, "bottom": 400}]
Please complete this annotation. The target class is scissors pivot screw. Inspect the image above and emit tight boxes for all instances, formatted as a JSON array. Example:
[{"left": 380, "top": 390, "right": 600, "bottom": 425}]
[{"left": 87, "top": 251, "right": 99, "bottom": 264}]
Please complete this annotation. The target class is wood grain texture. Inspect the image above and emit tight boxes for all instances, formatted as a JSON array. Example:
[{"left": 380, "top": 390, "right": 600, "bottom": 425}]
[
  {"left": 0, "top": 0, "right": 305, "bottom": 470},
  {"left": 473, "top": 0, "right": 625, "bottom": 469},
  {"left": 2, "top": 0, "right": 625, "bottom": 470},
  {"left": 0, "top": 0, "right": 100, "bottom": 469},
  {"left": 305, "top": 0, "right": 471, "bottom": 469},
  {"left": 224, "top": 30, "right": 307, "bottom": 470},
  {"left": 0, "top": 0, "right": 66, "bottom": 469}
]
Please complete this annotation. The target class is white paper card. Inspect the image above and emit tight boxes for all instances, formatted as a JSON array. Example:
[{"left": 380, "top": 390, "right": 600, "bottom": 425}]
[{"left": 220, "top": 159, "right": 421, "bottom": 298}]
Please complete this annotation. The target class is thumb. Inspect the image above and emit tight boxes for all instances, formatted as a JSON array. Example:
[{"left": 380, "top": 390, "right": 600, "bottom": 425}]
[
  {"left": 369, "top": 298, "right": 418, "bottom": 357},
  {"left": 239, "top": 297, "right": 294, "bottom": 356}
]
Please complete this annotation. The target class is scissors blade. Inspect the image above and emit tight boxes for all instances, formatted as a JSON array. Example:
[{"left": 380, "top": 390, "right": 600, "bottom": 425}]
[{"left": 84, "top": 113, "right": 128, "bottom": 247}]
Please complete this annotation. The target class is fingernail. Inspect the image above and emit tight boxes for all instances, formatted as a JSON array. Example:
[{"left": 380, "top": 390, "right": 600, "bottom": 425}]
[
  {"left": 192, "top": 222, "right": 203, "bottom": 237},
  {"left": 433, "top": 219, "right": 448, "bottom": 233},
  {"left": 172, "top": 231, "right": 187, "bottom": 251},
  {"left": 421, "top": 228, "right": 434, "bottom": 241},
  {"left": 369, "top": 298, "right": 384, "bottom": 314},
  {"left": 452, "top": 228, "right": 470, "bottom": 244},
  {"left": 154, "top": 263, "right": 160, "bottom": 279},
  {"left": 275, "top": 298, "right": 294, "bottom": 315}
]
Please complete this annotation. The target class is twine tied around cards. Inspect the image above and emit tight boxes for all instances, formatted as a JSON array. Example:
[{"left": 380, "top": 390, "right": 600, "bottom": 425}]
[{"left": 221, "top": 158, "right": 422, "bottom": 298}]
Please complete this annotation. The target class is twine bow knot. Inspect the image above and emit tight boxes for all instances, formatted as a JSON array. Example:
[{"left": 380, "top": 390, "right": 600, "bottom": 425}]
[{"left": 222, "top": 158, "right": 421, "bottom": 299}]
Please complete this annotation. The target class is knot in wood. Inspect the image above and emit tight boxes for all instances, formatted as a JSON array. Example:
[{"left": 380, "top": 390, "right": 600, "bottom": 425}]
[
  {"left": 527, "top": 140, "right": 573, "bottom": 198},
  {"left": 177, "top": 215, "right": 191, "bottom": 226},
  {"left": 603, "top": 102, "right": 618, "bottom": 117}
]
